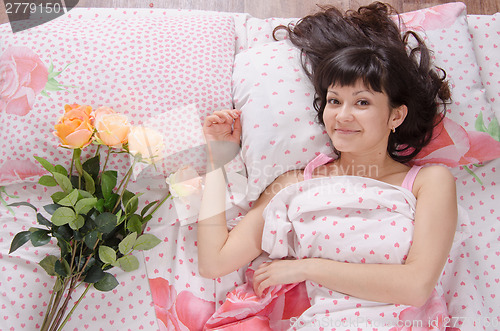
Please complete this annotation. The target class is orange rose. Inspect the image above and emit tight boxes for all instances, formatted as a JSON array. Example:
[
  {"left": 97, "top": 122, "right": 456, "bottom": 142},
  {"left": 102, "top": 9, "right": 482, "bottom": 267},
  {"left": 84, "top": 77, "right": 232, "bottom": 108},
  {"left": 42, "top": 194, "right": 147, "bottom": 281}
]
[
  {"left": 94, "top": 107, "right": 130, "bottom": 148},
  {"left": 53, "top": 104, "right": 94, "bottom": 149}
]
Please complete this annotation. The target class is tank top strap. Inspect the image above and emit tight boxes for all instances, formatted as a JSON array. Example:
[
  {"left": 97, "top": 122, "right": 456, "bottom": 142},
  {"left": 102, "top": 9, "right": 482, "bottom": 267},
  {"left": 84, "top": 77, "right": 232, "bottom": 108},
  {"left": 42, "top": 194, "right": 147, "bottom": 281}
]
[
  {"left": 303, "top": 153, "right": 335, "bottom": 180},
  {"left": 401, "top": 165, "right": 424, "bottom": 192}
]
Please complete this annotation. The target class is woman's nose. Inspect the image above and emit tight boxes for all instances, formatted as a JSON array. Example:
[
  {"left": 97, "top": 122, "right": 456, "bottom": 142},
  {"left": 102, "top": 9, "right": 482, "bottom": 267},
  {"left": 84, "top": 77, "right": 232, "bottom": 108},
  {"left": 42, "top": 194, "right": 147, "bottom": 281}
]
[{"left": 336, "top": 104, "right": 354, "bottom": 121}]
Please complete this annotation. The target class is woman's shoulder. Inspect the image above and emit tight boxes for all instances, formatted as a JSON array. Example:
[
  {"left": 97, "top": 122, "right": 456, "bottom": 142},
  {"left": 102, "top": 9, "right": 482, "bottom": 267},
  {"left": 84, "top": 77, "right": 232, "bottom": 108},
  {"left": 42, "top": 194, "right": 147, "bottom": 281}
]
[{"left": 413, "top": 165, "right": 455, "bottom": 196}]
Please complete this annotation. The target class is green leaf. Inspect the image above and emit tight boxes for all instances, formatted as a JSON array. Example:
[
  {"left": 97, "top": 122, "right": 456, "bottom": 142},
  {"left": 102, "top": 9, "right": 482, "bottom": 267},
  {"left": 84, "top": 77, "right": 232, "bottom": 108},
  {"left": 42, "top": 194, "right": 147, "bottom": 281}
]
[
  {"left": 57, "top": 189, "right": 79, "bottom": 207},
  {"left": 126, "top": 215, "right": 142, "bottom": 235},
  {"left": 463, "top": 166, "right": 483, "bottom": 185},
  {"left": 475, "top": 111, "right": 487, "bottom": 132},
  {"left": 141, "top": 200, "right": 159, "bottom": 217},
  {"left": 94, "top": 272, "right": 119, "bottom": 292},
  {"left": 117, "top": 254, "right": 139, "bottom": 272},
  {"left": 125, "top": 195, "right": 139, "bottom": 215},
  {"left": 95, "top": 199, "right": 105, "bottom": 213},
  {"left": 51, "top": 192, "right": 67, "bottom": 204},
  {"left": 99, "top": 245, "right": 117, "bottom": 264},
  {"left": 9, "top": 231, "right": 31, "bottom": 253},
  {"left": 75, "top": 198, "right": 97, "bottom": 215},
  {"left": 78, "top": 189, "right": 94, "bottom": 199},
  {"left": 53, "top": 231, "right": 71, "bottom": 257},
  {"left": 116, "top": 209, "right": 125, "bottom": 226},
  {"left": 39, "top": 255, "right": 58, "bottom": 276},
  {"left": 84, "top": 230, "right": 98, "bottom": 249},
  {"left": 56, "top": 224, "right": 73, "bottom": 241},
  {"left": 103, "top": 193, "right": 119, "bottom": 212},
  {"left": 55, "top": 258, "right": 71, "bottom": 277},
  {"left": 30, "top": 229, "right": 51, "bottom": 247},
  {"left": 122, "top": 190, "right": 135, "bottom": 209},
  {"left": 69, "top": 215, "right": 85, "bottom": 230},
  {"left": 34, "top": 156, "right": 55, "bottom": 173},
  {"left": 44, "top": 78, "right": 64, "bottom": 91},
  {"left": 44, "top": 203, "right": 60, "bottom": 215},
  {"left": 82, "top": 155, "right": 100, "bottom": 179},
  {"left": 133, "top": 234, "right": 161, "bottom": 251},
  {"left": 39, "top": 175, "right": 57, "bottom": 187},
  {"left": 54, "top": 165, "right": 68, "bottom": 177},
  {"left": 101, "top": 171, "right": 117, "bottom": 200},
  {"left": 82, "top": 171, "right": 95, "bottom": 195},
  {"left": 94, "top": 212, "right": 117, "bottom": 234},
  {"left": 8, "top": 201, "right": 37, "bottom": 212},
  {"left": 37, "top": 213, "right": 52, "bottom": 227},
  {"left": 51, "top": 207, "right": 76, "bottom": 226},
  {"left": 487, "top": 117, "right": 500, "bottom": 141},
  {"left": 118, "top": 232, "right": 137, "bottom": 255},
  {"left": 53, "top": 172, "right": 73, "bottom": 194},
  {"left": 84, "top": 264, "right": 105, "bottom": 283}
]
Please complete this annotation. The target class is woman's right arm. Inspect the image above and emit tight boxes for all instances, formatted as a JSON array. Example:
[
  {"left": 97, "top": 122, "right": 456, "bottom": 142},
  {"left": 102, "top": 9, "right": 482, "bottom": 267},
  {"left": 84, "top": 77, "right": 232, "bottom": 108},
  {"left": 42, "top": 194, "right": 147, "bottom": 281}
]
[{"left": 197, "top": 109, "right": 298, "bottom": 278}]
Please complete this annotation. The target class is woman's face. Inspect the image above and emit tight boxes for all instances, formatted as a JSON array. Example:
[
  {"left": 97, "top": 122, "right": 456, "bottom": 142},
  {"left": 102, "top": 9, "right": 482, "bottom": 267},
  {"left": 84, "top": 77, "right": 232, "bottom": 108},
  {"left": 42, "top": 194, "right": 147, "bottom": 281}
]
[{"left": 322, "top": 80, "right": 404, "bottom": 156}]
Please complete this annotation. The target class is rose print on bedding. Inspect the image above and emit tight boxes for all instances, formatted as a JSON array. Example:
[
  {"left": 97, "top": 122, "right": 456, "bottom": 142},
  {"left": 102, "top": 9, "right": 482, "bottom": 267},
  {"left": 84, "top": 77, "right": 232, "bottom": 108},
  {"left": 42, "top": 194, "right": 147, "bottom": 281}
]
[
  {"left": 390, "top": 289, "right": 460, "bottom": 331},
  {"left": 149, "top": 277, "right": 215, "bottom": 331},
  {"left": 411, "top": 116, "right": 500, "bottom": 182},
  {"left": 0, "top": 46, "right": 48, "bottom": 116},
  {"left": 205, "top": 268, "right": 310, "bottom": 330},
  {"left": 0, "top": 46, "right": 74, "bottom": 116},
  {"left": 0, "top": 159, "right": 47, "bottom": 184},
  {"left": 398, "top": 2, "right": 464, "bottom": 31}
]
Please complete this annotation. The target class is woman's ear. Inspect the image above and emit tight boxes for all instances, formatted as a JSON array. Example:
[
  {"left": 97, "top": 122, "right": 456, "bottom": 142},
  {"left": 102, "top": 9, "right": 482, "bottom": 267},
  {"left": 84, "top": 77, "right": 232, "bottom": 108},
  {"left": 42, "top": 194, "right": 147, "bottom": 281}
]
[{"left": 391, "top": 105, "right": 408, "bottom": 130}]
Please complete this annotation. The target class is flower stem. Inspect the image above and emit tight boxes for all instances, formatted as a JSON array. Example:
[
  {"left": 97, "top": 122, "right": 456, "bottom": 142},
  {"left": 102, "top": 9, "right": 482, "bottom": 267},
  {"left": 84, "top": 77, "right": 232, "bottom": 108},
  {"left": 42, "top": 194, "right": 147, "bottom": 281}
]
[
  {"left": 56, "top": 282, "right": 91, "bottom": 331},
  {"left": 40, "top": 278, "right": 69, "bottom": 331},
  {"left": 102, "top": 146, "right": 111, "bottom": 174},
  {"left": 147, "top": 192, "right": 171, "bottom": 217},
  {"left": 112, "top": 158, "right": 137, "bottom": 213},
  {"left": 49, "top": 277, "right": 77, "bottom": 331}
]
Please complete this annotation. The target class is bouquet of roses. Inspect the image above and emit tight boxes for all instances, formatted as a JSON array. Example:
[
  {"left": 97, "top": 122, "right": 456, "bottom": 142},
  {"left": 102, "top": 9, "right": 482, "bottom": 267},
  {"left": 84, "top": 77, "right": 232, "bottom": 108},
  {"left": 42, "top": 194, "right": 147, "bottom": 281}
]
[{"left": 8, "top": 104, "right": 170, "bottom": 331}]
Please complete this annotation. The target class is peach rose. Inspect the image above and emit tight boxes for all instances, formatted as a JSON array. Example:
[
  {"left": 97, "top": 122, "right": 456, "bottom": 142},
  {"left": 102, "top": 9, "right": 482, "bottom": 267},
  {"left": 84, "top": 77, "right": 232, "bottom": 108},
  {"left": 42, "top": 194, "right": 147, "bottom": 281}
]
[
  {"left": 0, "top": 46, "right": 49, "bottom": 116},
  {"left": 94, "top": 107, "right": 130, "bottom": 148},
  {"left": 127, "top": 126, "right": 164, "bottom": 164},
  {"left": 53, "top": 104, "right": 94, "bottom": 149},
  {"left": 93, "top": 106, "right": 115, "bottom": 123}
]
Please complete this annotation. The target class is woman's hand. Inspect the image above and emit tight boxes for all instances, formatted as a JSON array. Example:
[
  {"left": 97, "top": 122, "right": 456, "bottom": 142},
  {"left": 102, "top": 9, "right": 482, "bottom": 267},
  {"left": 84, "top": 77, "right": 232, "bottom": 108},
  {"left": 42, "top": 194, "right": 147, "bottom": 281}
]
[
  {"left": 203, "top": 109, "right": 242, "bottom": 171},
  {"left": 203, "top": 109, "right": 242, "bottom": 144},
  {"left": 252, "top": 259, "right": 306, "bottom": 297}
]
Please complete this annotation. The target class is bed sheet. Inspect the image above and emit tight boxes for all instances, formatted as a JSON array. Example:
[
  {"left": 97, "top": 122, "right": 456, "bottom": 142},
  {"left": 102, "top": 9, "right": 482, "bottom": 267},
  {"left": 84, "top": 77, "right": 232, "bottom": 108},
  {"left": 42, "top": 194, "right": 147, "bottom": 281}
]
[
  {"left": 0, "top": 6, "right": 499, "bottom": 331},
  {"left": 0, "top": 179, "right": 161, "bottom": 330}
]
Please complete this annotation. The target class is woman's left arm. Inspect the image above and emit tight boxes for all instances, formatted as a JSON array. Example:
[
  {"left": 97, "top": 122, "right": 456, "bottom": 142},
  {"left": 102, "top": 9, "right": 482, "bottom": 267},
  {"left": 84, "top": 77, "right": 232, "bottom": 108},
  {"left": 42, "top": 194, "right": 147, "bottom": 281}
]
[{"left": 253, "top": 165, "right": 458, "bottom": 307}]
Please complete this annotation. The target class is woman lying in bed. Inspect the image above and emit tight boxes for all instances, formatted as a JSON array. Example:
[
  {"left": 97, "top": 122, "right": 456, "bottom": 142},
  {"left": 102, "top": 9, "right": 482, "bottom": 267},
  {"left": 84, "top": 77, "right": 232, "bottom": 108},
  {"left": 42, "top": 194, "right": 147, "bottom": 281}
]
[{"left": 198, "top": 2, "right": 457, "bottom": 330}]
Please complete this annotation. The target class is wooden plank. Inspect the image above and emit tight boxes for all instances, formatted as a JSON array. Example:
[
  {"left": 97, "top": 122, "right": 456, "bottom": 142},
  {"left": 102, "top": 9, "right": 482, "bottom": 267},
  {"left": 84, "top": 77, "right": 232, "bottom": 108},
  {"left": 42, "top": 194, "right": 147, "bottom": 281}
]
[{"left": 0, "top": 1, "right": 497, "bottom": 27}]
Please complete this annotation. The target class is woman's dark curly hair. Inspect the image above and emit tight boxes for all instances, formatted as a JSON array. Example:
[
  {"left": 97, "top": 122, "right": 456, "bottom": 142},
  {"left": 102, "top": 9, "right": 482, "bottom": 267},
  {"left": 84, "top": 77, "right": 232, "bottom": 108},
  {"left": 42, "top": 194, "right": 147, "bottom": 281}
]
[{"left": 273, "top": 2, "right": 451, "bottom": 163}]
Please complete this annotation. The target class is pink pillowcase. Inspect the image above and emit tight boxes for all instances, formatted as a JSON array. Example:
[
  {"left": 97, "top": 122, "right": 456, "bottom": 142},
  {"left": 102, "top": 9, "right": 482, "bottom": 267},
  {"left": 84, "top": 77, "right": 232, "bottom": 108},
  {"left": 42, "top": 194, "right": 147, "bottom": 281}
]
[{"left": 0, "top": 14, "right": 235, "bottom": 185}]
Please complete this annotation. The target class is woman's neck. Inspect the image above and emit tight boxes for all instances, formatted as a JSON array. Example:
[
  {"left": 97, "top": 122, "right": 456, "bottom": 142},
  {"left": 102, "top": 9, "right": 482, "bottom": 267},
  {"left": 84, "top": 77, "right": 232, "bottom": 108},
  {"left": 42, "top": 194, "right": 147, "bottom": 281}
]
[{"left": 334, "top": 152, "right": 399, "bottom": 179}]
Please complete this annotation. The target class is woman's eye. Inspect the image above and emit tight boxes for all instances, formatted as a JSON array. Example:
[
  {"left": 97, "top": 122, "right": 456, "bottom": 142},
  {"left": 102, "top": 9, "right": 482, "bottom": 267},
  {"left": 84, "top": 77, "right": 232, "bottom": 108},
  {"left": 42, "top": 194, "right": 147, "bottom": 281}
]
[
  {"left": 357, "top": 100, "right": 369, "bottom": 106},
  {"left": 327, "top": 98, "right": 340, "bottom": 105}
]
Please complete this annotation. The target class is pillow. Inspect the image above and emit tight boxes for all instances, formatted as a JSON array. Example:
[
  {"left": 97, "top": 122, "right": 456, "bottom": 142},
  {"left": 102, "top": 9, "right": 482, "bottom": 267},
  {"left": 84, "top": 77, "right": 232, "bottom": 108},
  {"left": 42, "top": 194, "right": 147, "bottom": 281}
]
[
  {"left": 468, "top": 13, "right": 500, "bottom": 120},
  {"left": 0, "top": 13, "right": 235, "bottom": 185},
  {"left": 232, "top": 2, "right": 497, "bottom": 200}
]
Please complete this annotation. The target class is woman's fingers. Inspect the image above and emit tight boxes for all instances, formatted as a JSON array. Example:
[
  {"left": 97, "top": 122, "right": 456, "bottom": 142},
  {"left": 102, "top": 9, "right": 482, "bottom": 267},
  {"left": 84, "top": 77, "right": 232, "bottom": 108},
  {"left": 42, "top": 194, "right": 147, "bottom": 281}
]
[{"left": 204, "top": 109, "right": 241, "bottom": 127}]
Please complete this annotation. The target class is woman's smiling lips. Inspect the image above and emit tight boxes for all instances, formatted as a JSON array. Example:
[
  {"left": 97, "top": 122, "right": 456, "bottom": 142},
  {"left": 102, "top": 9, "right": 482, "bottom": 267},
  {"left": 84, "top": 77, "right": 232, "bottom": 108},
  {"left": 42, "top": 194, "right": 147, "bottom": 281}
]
[{"left": 335, "top": 128, "right": 361, "bottom": 134}]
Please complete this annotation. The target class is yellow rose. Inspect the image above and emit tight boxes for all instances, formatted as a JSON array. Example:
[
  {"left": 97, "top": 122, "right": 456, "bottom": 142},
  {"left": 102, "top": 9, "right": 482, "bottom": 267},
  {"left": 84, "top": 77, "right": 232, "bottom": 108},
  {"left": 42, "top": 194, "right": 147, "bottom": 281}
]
[
  {"left": 166, "top": 165, "right": 203, "bottom": 200},
  {"left": 95, "top": 112, "right": 131, "bottom": 148},
  {"left": 53, "top": 104, "right": 94, "bottom": 149},
  {"left": 127, "top": 126, "right": 164, "bottom": 164}
]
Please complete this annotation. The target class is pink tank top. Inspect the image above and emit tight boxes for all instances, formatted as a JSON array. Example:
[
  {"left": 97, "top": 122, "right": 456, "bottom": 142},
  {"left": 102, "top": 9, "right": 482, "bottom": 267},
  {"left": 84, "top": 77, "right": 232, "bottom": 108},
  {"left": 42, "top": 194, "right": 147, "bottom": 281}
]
[{"left": 303, "top": 153, "right": 423, "bottom": 192}]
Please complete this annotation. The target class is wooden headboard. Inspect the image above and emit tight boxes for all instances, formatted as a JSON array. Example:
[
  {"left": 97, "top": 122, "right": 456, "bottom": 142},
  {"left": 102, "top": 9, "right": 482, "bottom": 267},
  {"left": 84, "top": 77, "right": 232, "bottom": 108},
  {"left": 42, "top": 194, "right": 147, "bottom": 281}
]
[{"left": 0, "top": 0, "right": 498, "bottom": 25}]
